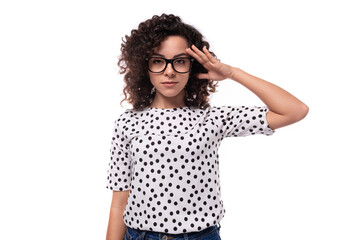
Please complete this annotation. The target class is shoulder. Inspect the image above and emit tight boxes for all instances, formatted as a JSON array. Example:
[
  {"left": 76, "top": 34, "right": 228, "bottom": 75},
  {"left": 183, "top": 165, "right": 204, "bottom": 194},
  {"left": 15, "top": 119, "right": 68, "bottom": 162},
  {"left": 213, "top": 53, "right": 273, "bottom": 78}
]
[
  {"left": 207, "top": 105, "right": 244, "bottom": 115},
  {"left": 206, "top": 105, "right": 270, "bottom": 121},
  {"left": 209, "top": 105, "right": 269, "bottom": 113},
  {"left": 113, "top": 109, "right": 133, "bottom": 128}
]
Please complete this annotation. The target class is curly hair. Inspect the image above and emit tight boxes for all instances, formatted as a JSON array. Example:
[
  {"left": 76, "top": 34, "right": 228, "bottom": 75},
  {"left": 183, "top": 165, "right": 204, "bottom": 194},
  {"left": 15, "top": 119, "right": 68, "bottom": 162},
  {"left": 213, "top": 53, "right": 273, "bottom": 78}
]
[{"left": 117, "top": 13, "right": 219, "bottom": 111}]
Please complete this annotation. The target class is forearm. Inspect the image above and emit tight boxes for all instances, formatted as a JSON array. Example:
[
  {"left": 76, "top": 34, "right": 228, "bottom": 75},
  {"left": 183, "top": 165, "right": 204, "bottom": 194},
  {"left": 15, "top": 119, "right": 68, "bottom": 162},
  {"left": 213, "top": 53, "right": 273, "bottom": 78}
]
[
  {"left": 106, "top": 207, "right": 127, "bottom": 240},
  {"left": 229, "top": 66, "right": 308, "bottom": 118}
]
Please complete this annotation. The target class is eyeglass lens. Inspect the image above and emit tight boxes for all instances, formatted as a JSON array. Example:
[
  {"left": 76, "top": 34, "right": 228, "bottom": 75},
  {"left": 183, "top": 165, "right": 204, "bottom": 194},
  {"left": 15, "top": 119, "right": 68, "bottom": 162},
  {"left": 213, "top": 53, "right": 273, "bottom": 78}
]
[{"left": 148, "top": 57, "right": 191, "bottom": 73}]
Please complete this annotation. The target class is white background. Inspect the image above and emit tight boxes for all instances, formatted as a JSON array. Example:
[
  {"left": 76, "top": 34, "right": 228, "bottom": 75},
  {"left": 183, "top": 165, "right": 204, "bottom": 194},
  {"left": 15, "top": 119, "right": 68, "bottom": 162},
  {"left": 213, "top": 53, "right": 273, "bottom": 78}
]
[{"left": 1, "top": 0, "right": 359, "bottom": 239}]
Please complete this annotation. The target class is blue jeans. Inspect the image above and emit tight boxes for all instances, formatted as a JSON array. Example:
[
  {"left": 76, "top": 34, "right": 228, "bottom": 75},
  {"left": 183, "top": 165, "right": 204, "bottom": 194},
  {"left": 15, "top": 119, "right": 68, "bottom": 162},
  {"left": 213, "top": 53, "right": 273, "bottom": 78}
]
[{"left": 124, "top": 223, "right": 222, "bottom": 240}]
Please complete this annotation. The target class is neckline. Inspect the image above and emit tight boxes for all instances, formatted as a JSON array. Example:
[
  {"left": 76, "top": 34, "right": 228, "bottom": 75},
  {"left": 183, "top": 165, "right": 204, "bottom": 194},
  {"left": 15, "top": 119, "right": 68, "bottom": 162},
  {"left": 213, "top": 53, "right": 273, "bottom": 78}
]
[{"left": 148, "top": 106, "right": 190, "bottom": 111}]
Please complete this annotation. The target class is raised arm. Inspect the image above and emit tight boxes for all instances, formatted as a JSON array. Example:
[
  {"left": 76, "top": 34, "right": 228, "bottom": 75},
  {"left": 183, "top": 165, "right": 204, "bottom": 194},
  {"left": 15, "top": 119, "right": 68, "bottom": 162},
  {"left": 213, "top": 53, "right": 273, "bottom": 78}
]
[
  {"left": 227, "top": 67, "right": 309, "bottom": 130},
  {"left": 186, "top": 45, "right": 309, "bottom": 130}
]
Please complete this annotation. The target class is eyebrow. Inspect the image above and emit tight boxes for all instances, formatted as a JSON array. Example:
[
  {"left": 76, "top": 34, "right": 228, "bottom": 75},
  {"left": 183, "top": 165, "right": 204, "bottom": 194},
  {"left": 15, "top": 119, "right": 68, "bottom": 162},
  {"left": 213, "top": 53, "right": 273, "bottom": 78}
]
[{"left": 151, "top": 53, "right": 188, "bottom": 58}]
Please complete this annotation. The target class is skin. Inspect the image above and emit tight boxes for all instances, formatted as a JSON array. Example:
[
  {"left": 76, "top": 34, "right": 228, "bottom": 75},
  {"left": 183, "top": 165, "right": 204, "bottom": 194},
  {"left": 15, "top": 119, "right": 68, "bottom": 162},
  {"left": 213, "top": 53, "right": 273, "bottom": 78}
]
[{"left": 149, "top": 35, "right": 190, "bottom": 109}]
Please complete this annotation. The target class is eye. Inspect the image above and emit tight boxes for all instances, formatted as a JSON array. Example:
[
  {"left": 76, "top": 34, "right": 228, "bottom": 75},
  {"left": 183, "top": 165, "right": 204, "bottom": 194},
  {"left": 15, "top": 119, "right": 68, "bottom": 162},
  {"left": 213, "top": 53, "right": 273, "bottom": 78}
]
[
  {"left": 174, "top": 58, "right": 187, "bottom": 64},
  {"left": 152, "top": 59, "right": 164, "bottom": 64}
]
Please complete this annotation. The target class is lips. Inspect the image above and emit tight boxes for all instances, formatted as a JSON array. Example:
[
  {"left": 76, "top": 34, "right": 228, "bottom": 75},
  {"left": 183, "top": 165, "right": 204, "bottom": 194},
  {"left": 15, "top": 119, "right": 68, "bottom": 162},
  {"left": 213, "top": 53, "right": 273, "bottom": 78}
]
[{"left": 161, "top": 82, "right": 178, "bottom": 88}]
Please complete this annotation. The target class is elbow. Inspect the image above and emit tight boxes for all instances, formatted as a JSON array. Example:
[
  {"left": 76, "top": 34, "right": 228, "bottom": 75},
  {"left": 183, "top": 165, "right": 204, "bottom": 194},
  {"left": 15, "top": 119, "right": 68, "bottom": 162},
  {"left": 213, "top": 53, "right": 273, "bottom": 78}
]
[{"left": 294, "top": 103, "right": 309, "bottom": 121}]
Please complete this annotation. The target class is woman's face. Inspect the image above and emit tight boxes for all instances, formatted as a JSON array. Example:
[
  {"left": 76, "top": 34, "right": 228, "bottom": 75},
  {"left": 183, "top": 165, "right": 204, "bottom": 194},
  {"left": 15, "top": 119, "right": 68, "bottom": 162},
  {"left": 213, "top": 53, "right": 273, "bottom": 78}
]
[{"left": 148, "top": 35, "right": 191, "bottom": 106}]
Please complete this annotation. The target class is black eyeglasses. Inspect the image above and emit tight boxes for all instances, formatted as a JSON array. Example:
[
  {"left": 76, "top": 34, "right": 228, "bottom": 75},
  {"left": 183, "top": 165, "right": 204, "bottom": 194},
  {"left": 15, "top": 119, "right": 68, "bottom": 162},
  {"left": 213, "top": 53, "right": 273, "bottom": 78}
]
[{"left": 146, "top": 57, "right": 194, "bottom": 73}]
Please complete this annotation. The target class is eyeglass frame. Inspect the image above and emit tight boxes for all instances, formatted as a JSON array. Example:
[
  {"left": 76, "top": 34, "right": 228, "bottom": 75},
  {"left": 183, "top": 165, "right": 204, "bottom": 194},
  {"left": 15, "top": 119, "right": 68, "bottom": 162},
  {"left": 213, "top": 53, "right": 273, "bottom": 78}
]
[{"left": 145, "top": 56, "right": 195, "bottom": 74}]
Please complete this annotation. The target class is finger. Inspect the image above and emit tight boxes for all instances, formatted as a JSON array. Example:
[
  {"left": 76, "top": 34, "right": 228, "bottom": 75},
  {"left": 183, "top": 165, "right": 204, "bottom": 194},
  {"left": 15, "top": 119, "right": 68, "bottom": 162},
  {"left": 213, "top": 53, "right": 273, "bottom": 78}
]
[
  {"left": 185, "top": 47, "right": 201, "bottom": 62},
  {"left": 190, "top": 45, "right": 209, "bottom": 65},
  {"left": 203, "top": 47, "right": 219, "bottom": 64},
  {"left": 185, "top": 47, "right": 204, "bottom": 64},
  {"left": 197, "top": 73, "right": 210, "bottom": 79}
]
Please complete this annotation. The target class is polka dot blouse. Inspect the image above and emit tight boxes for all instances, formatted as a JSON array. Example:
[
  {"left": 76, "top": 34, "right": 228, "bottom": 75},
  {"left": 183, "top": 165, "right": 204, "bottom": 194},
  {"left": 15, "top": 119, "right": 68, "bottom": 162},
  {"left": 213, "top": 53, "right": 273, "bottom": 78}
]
[{"left": 106, "top": 105, "right": 275, "bottom": 234}]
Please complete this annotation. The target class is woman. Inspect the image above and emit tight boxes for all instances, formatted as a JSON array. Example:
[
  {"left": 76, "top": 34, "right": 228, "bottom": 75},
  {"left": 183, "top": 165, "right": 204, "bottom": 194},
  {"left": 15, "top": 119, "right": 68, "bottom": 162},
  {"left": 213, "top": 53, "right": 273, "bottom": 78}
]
[{"left": 106, "top": 14, "right": 308, "bottom": 240}]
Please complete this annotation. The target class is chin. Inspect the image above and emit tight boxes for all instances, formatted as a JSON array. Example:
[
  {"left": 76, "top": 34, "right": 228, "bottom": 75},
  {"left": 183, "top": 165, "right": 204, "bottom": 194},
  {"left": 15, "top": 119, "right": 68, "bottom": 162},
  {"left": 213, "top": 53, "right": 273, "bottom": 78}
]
[
  {"left": 160, "top": 92, "right": 183, "bottom": 98},
  {"left": 157, "top": 88, "right": 185, "bottom": 97}
]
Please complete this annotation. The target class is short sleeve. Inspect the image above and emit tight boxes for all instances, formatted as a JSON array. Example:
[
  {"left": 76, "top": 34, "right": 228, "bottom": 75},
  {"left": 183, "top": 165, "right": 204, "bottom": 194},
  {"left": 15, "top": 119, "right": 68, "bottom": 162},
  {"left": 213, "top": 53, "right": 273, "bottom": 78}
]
[
  {"left": 213, "top": 105, "right": 275, "bottom": 138},
  {"left": 106, "top": 113, "right": 132, "bottom": 191}
]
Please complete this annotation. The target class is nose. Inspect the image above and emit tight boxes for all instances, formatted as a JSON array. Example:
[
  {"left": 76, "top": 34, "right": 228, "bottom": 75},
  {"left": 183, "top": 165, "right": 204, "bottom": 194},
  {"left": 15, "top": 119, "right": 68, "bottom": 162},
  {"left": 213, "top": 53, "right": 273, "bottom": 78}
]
[{"left": 164, "top": 62, "right": 175, "bottom": 76}]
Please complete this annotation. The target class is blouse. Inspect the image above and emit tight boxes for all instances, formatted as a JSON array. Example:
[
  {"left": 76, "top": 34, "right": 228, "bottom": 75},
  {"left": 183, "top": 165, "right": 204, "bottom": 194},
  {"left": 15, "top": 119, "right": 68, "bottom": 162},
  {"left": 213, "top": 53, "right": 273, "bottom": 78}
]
[{"left": 106, "top": 105, "right": 275, "bottom": 234}]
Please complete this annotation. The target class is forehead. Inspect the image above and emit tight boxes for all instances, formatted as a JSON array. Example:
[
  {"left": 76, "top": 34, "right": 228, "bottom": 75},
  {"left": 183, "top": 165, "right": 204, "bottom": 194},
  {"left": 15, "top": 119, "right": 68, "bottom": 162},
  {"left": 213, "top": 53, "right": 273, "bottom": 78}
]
[{"left": 153, "top": 36, "right": 188, "bottom": 57}]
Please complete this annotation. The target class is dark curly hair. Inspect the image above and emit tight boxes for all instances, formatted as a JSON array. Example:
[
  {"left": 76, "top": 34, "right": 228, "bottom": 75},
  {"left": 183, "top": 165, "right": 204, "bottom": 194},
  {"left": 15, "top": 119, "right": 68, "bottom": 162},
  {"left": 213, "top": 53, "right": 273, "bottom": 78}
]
[{"left": 117, "top": 13, "right": 219, "bottom": 111}]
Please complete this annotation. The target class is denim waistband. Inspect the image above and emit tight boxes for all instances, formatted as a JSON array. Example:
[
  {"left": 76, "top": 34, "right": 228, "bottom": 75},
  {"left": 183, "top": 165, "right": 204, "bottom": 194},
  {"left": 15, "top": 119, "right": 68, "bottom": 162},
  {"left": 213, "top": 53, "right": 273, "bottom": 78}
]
[{"left": 126, "top": 223, "right": 221, "bottom": 240}]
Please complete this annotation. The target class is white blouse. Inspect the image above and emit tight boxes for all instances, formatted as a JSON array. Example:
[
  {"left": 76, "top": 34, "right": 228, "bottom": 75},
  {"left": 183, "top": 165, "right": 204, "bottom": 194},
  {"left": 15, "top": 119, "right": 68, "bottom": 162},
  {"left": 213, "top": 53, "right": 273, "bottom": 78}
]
[{"left": 106, "top": 105, "right": 275, "bottom": 234}]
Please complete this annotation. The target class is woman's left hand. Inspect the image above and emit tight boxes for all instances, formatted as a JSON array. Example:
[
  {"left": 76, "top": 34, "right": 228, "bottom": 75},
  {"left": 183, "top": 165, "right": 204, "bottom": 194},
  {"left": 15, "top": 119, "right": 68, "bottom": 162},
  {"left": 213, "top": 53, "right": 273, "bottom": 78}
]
[{"left": 185, "top": 45, "right": 234, "bottom": 81}]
